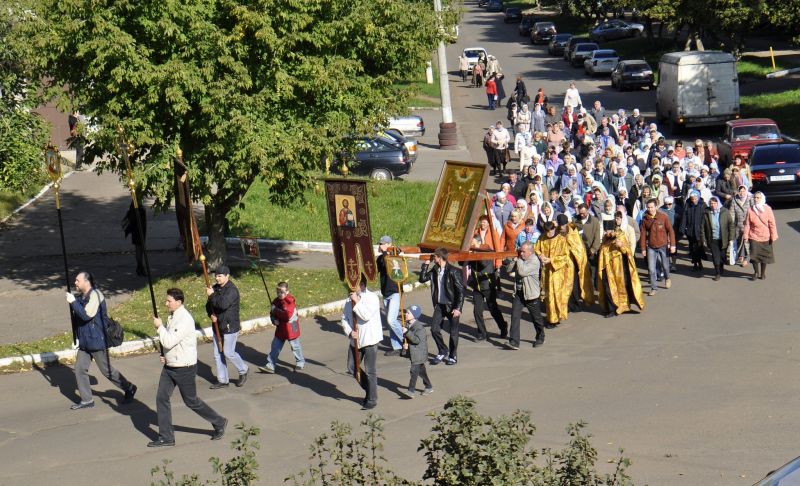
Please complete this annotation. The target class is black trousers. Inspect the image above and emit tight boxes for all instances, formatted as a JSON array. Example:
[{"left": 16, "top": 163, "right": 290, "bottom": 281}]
[
  {"left": 509, "top": 291, "right": 545, "bottom": 347},
  {"left": 348, "top": 344, "right": 378, "bottom": 406},
  {"left": 709, "top": 239, "right": 724, "bottom": 275},
  {"left": 473, "top": 284, "right": 507, "bottom": 338},
  {"left": 688, "top": 236, "right": 703, "bottom": 265},
  {"left": 602, "top": 275, "right": 617, "bottom": 314},
  {"left": 156, "top": 364, "right": 225, "bottom": 442},
  {"left": 409, "top": 363, "right": 432, "bottom": 391},
  {"left": 431, "top": 303, "right": 460, "bottom": 359}
]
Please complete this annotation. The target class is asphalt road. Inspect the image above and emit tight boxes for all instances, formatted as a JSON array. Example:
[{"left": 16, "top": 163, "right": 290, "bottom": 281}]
[{"left": 2, "top": 4, "right": 800, "bottom": 486}]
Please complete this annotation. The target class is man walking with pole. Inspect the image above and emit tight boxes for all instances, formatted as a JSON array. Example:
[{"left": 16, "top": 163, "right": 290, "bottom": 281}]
[
  {"left": 506, "top": 242, "right": 545, "bottom": 349},
  {"left": 68, "top": 271, "right": 137, "bottom": 410},
  {"left": 419, "top": 248, "right": 464, "bottom": 366},
  {"left": 149, "top": 288, "right": 227, "bottom": 447},
  {"left": 341, "top": 278, "right": 382, "bottom": 410},
  {"left": 206, "top": 266, "right": 249, "bottom": 389},
  {"left": 376, "top": 235, "right": 404, "bottom": 357}
]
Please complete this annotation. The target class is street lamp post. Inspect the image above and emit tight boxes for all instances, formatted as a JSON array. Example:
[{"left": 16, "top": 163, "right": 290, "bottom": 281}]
[{"left": 434, "top": 0, "right": 458, "bottom": 149}]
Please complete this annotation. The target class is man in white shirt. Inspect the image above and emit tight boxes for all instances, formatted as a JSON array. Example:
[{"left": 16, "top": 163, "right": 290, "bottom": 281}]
[
  {"left": 149, "top": 288, "right": 227, "bottom": 447},
  {"left": 341, "top": 278, "right": 382, "bottom": 410}
]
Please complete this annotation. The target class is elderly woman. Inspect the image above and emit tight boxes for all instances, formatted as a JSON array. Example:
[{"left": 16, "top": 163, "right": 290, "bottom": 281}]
[
  {"left": 533, "top": 131, "right": 547, "bottom": 155},
  {"left": 560, "top": 165, "right": 582, "bottom": 195},
  {"left": 537, "top": 201, "right": 556, "bottom": 234},
  {"left": 731, "top": 162, "right": 750, "bottom": 190},
  {"left": 743, "top": 191, "right": 778, "bottom": 280},
  {"left": 502, "top": 209, "right": 525, "bottom": 252},
  {"left": 650, "top": 174, "right": 668, "bottom": 208},
  {"left": 730, "top": 185, "right": 753, "bottom": 265},
  {"left": 589, "top": 183, "right": 608, "bottom": 218}
]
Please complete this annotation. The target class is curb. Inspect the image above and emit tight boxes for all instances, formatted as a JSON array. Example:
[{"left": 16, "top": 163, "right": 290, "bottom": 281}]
[
  {"left": 221, "top": 236, "right": 334, "bottom": 253},
  {"left": 0, "top": 169, "right": 76, "bottom": 226},
  {"left": 0, "top": 281, "right": 430, "bottom": 373},
  {"left": 765, "top": 67, "right": 800, "bottom": 78}
]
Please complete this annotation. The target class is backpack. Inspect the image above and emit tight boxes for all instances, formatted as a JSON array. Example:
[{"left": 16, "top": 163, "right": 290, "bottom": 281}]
[{"left": 95, "top": 291, "right": 124, "bottom": 347}]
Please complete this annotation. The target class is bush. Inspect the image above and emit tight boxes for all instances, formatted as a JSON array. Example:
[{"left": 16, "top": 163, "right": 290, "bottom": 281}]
[
  {"left": 288, "top": 395, "right": 633, "bottom": 485},
  {"left": 0, "top": 107, "right": 48, "bottom": 193}
]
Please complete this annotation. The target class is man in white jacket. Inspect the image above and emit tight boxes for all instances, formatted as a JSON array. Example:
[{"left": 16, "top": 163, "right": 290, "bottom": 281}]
[
  {"left": 341, "top": 278, "right": 382, "bottom": 410},
  {"left": 148, "top": 288, "right": 228, "bottom": 447}
]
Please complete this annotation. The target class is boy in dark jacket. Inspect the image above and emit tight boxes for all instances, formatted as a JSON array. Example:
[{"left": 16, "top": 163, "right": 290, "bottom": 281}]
[
  {"left": 402, "top": 306, "right": 434, "bottom": 398},
  {"left": 258, "top": 282, "right": 305, "bottom": 373}
]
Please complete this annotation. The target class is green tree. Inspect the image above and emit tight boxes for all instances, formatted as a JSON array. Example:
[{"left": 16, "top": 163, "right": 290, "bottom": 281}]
[
  {"left": 25, "top": 0, "right": 444, "bottom": 267},
  {"left": 0, "top": 2, "right": 49, "bottom": 195},
  {"left": 765, "top": 0, "right": 800, "bottom": 44}
]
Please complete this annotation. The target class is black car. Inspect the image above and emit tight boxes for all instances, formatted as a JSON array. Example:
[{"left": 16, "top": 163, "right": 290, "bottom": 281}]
[
  {"left": 518, "top": 16, "right": 534, "bottom": 36},
  {"left": 610, "top": 60, "right": 655, "bottom": 90},
  {"left": 338, "top": 137, "right": 412, "bottom": 180},
  {"left": 478, "top": 0, "right": 488, "bottom": 6},
  {"left": 530, "top": 22, "right": 556, "bottom": 44},
  {"left": 504, "top": 7, "right": 522, "bottom": 23},
  {"left": 569, "top": 42, "right": 598, "bottom": 67},
  {"left": 486, "top": 0, "right": 503, "bottom": 12},
  {"left": 749, "top": 143, "right": 800, "bottom": 201},
  {"left": 547, "top": 33, "right": 572, "bottom": 55},
  {"left": 563, "top": 36, "right": 590, "bottom": 60}
]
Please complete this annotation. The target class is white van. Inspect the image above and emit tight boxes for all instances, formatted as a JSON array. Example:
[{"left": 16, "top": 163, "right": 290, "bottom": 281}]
[{"left": 656, "top": 51, "right": 740, "bottom": 129}]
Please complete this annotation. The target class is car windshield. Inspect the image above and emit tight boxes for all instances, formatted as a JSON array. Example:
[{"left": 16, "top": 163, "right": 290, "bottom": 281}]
[
  {"left": 555, "top": 34, "right": 572, "bottom": 41},
  {"left": 750, "top": 145, "right": 800, "bottom": 166},
  {"left": 594, "top": 51, "right": 617, "bottom": 58},
  {"left": 539, "top": 23, "right": 554, "bottom": 29},
  {"left": 464, "top": 50, "right": 484, "bottom": 58},
  {"left": 507, "top": 8, "right": 520, "bottom": 14},
  {"left": 576, "top": 44, "right": 597, "bottom": 51},
  {"left": 731, "top": 125, "right": 780, "bottom": 141},
  {"left": 624, "top": 63, "right": 649, "bottom": 72}
]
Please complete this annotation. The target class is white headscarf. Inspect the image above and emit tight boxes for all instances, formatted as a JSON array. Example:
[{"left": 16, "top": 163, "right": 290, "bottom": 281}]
[
  {"left": 540, "top": 201, "right": 554, "bottom": 222},
  {"left": 753, "top": 191, "right": 767, "bottom": 212}
]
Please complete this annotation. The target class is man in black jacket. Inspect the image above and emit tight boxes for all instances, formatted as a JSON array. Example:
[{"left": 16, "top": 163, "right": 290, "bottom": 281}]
[
  {"left": 419, "top": 248, "right": 464, "bottom": 365},
  {"left": 468, "top": 237, "right": 507, "bottom": 341},
  {"left": 206, "top": 266, "right": 249, "bottom": 389}
]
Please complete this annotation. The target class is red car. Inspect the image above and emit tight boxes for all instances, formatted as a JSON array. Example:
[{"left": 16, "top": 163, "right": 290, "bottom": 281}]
[{"left": 718, "top": 118, "right": 783, "bottom": 167}]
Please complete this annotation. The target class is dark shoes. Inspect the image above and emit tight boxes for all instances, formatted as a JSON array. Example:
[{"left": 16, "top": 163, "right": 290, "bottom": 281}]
[
  {"left": 211, "top": 418, "right": 227, "bottom": 441},
  {"left": 431, "top": 354, "right": 445, "bottom": 365},
  {"left": 122, "top": 385, "right": 137, "bottom": 404},
  {"left": 545, "top": 324, "right": 557, "bottom": 330},
  {"left": 70, "top": 401, "right": 94, "bottom": 410},
  {"left": 505, "top": 342, "right": 520, "bottom": 350},
  {"left": 236, "top": 372, "right": 248, "bottom": 388},
  {"left": 713, "top": 275, "right": 720, "bottom": 281},
  {"left": 209, "top": 382, "right": 229, "bottom": 389},
  {"left": 384, "top": 349, "right": 401, "bottom": 357},
  {"left": 532, "top": 340, "right": 544, "bottom": 348},
  {"left": 147, "top": 438, "right": 175, "bottom": 448},
  {"left": 604, "top": 312, "right": 617, "bottom": 318},
  {"left": 445, "top": 357, "right": 457, "bottom": 366},
  {"left": 475, "top": 334, "right": 487, "bottom": 342},
  {"left": 361, "top": 402, "right": 377, "bottom": 411}
]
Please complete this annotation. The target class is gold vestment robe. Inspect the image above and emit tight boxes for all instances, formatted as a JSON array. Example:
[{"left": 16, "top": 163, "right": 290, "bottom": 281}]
[
  {"left": 565, "top": 225, "right": 595, "bottom": 306},
  {"left": 597, "top": 231, "right": 645, "bottom": 315},
  {"left": 534, "top": 233, "right": 571, "bottom": 324}
]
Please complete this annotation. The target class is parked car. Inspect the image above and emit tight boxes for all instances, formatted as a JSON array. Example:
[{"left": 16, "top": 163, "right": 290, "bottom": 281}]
[
  {"left": 518, "top": 16, "right": 535, "bottom": 36},
  {"left": 478, "top": 0, "right": 489, "bottom": 6},
  {"left": 584, "top": 49, "right": 619, "bottom": 76},
  {"left": 530, "top": 22, "right": 556, "bottom": 44},
  {"left": 563, "top": 36, "right": 590, "bottom": 60},
  {"left": 338, "top": 136, "right": 412, "bottom": 180},
  {"left": 486, "top": 0, "right": 503, "bottom": 12},
  {"left": 589, "top": 19, "right": 644, "bottom": 43},
  {"left": 754, "top": 456, "right": 800, "bottom": 485},
  {"left": 378, "top": 129, "right": 418, "bottom": 163},
  {"left": 547, "top": 33, "right": 572, "bottom": 55},
  {"left": 718, "top": 118, "right": 783, "bottom": 166},
  {"left": 610, "top": 59, "right": 654, "bottom": 90},
  {"left": 656, "top": 50, "right": 739, "bottom": 128},
  {"left": 748, "top": 143, "right": 800, "bottom": 201},
  {"left": 388, "top": 115, "right": 425, "bottom": 137},
  {"left": 462, "top": 47, "right": 488, "bottom": 74},
  {"left": 569, "top": 42, "right": 599, "bottom": 67},
  {"left": 504, "top": 7, "right": 522, "bottom": 22}
]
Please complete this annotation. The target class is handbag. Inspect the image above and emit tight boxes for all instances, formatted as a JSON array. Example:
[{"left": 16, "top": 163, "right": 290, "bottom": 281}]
[{"left": 727, "top": 242, "right": 736, "bottom": 266}]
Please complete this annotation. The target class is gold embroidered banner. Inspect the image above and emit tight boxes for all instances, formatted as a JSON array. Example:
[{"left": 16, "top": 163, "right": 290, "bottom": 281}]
[{"left": 324, "top": 180, "right": 377, "bottom": 290}]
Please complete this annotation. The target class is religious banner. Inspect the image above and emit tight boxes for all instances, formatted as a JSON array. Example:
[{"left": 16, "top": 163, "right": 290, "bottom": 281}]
[
  {"left": 324, "top": 180, "right": 377, "bottom": 290},
  {"left": 240, "top": 237, "right": 260, "bottom": 261},
  {"left": 420, "top": 161, "right": 489, "bottom": 251},
  {"left": 174, "top": 152, "right": 202, "bottom": 263},
  {"left": 385, "top": 255, "right": 409, "bottom": 283}
]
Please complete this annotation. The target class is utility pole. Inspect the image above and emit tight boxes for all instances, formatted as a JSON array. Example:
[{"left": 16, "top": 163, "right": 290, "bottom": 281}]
[{"left": 433, "top": 0, "right": 458, "bottom": 149}]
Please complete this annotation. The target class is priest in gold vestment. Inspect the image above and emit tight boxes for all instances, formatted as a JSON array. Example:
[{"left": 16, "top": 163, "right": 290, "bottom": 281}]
[
  {"left": 597, "top": 215, "right": 645, "bottom": 318},
  {"left": 560, "top": 216, "right": 595, "bottom": 310},
  {"left": 534, "top": 220, "right": 571, "bottom": 325}
]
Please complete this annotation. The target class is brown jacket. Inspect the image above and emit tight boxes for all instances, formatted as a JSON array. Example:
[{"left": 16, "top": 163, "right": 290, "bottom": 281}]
[{"left": 639, "top": 210, "right": 676, "bottom": 252}]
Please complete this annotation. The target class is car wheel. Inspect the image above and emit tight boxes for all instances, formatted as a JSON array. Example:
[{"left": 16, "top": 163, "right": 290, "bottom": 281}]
[{"left": 370, "top": 168, "right": 393, "bottom": 181}]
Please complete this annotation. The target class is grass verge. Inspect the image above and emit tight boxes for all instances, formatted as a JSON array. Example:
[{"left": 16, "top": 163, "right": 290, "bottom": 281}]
[
  {"left": 737, "top": 55, "right": 800, "bottom": 78},
  {"left": 0, "top": 266, "right": 347, "bottom": 359},
  {"left": 400, "top": 61, "right": 441, "bottom": 107},
  {"left": 228, "top": 179, "right": 436, "bottom": 245},
  {"left": 740, "top": 88, "right": 800, "bottom": 138},
  {"left": 0, "top": 188, "right": 39, "bottom": 222}
]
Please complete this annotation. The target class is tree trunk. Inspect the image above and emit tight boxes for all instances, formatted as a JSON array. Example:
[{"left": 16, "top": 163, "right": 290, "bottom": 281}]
[
  {"left": 204, "top": 203, "right": 228, "bottom": 271},
  {"left": 645, "top": 17, "right": 654, "bottom": 43}
]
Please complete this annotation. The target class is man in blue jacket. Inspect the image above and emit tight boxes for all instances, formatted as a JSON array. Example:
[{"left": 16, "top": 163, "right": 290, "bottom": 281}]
[{"left": 67, "top": 271, "right": 137, "bottom": 410}]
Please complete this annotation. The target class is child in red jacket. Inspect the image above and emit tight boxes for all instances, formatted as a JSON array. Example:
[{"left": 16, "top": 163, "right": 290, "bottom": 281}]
[{"left": 257, "top": 282, "right": 305, "bottom": 373}]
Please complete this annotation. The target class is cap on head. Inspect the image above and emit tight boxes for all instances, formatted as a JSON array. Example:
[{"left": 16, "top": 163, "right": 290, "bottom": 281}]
[
  {"left": 407, "top": 305, "right": 422, "bottom": 320},
  {"left": 215, "top": 265, "right": 231, "bottom": 276},
  {"left": 378, "top": 235, "right": 393, "bottom": 245}
]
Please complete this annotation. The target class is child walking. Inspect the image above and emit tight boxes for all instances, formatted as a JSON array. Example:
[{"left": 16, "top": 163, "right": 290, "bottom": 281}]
[
  {"left": 403, "top": 306, "right": 434, "bottom": 398},
  {"left": 258, "top": 282, "right": 305, "bottom": 373}
]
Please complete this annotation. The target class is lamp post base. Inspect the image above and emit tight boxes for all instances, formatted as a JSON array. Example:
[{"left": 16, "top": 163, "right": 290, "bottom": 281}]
[{"left": 438, "top": 122, "right": 459, "bottom": 150}]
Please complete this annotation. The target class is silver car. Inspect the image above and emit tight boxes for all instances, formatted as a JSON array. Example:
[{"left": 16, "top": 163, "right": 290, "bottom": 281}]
[
  {"left": 584, "top": 49, "right": 620, "bottom": 76},
  {"left": 388, "top": 115, "right": 425, "bottom": 137}
]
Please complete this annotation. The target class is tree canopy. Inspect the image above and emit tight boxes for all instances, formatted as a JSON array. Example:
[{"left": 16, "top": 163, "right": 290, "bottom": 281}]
[{"left": 26, "top": 0, "right": 448, "bottom": 265}]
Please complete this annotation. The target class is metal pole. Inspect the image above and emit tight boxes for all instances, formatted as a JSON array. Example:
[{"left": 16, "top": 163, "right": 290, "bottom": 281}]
[{"left": 434, "top": 0, "right": 458, "bottom": 150}]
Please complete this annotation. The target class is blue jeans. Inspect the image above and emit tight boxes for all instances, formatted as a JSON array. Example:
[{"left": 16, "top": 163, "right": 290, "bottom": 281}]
[
  {"left": 384, "top": 293, "right": 403, "bottom": 350},
  {"left": 266, "top": 336, "right": 305, "bottom": 370},
  {"left": 646, "top": 246, "right": 670, "bottom": 291},
  {"left": 212, "top": 332, "right": 248, "bottom": 384},
  {"left": 487, "top": 94, "right": 496, "bottom": 110}
]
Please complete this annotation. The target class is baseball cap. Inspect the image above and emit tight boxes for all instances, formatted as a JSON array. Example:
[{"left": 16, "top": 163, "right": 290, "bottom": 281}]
[
  {"left": 378, "top": 235, "right": 393, "bottom": 245},
  {"left": 407, "top": 305, "right": 422, "bottom": 320},
  {"left": 215, "top": 265, "right": 231, "bottom": 276}
]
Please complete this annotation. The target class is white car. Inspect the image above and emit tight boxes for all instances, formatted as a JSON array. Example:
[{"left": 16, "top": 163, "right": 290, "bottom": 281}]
[
  {"left": 388, "top": 115, "right": 425, "bottom": 137},
  {"left": 584, "top": 49, "right": 620, "bottom": 76},
  {"left": 462, "top": 47, "right": 488, "bottom": 73}
]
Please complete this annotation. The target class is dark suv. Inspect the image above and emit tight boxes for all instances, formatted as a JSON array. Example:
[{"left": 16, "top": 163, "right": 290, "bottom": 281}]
[
  {"left": 749, "top": 143, "right": 800, "bottom": 201},
  {"left": 337, "top": 137, "right": 412, "bottom": 180}
]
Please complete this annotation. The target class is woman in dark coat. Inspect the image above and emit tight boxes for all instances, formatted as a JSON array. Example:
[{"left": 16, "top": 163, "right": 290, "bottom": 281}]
[
  {"left": 495, "top": 73, "right": 507, "bottom": 104},
  {"left": 122, "top": 201, "right": 147, "bottom": 276},
  {"left": 679, "top": 190, "right": 707, "bottom": 271}
]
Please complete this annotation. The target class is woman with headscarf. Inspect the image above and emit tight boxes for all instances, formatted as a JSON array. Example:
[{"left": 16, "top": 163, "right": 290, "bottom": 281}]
[
  {"left": 617, "top": 204, "right": 638, "bottom": 255},
  {"left": 515, "top": 102, "right": 532, "bottom": 134},
  {"left": 743, "top": 191, "right": 778, "bottom": 281},
  {"left": 502, "top": 209, "right": 526, "bottom": 252},
  {"left": 731, "top": 185, "right": 753, "bottom": 265},
  {"left": 535, "top": 219, "right": 571, "bottom": 326},
  {"left": 680, "top": 190, "right": 707, "bottom": 271},
  {"left": 632, "top": 185, "right": 652, "bottom": 224},
  {"left": 532, "top": 103, "right": 546, "bottom": 134},
  {"left": 597, "top": 215, "right": 645, "bottom": 318},
  {"left": 693, "top": 177, "right": 712, "bottom": 205},
  {"left": 650, "top": 174, "right": 668, "bottom": 208},
  {"left": 589, "top": 182, "right": 607, "bottom": 218},
  {"left": 533, "top": 131, "right": 547, "bottom": 156},
  {"left": 559, "top": 165, "right": 581, "bottom": 196},
  {"left": 537, "top": 201, "right": 555, "bottom": 234}
]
